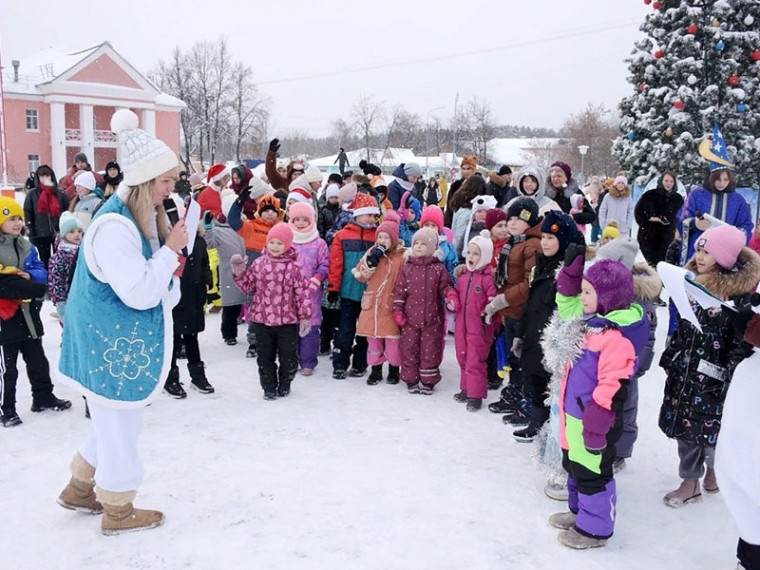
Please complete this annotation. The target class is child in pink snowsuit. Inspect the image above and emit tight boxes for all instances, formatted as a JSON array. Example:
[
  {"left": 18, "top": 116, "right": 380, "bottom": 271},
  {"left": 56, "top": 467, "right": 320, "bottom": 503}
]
[
  {"left": 393, "top": 227, "right": 457, "bottom": 394},
  {"left": 288, "top": 202, "right": 329, "bottom": 375},
  {"left": 453, "top": 230, "right": 498, "bottom": 411}
]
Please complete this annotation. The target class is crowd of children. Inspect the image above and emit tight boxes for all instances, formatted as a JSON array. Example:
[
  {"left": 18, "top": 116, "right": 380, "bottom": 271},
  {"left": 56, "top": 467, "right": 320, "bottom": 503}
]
[{"left": 5, "top": 143, "right": 760, "bottom": 564}]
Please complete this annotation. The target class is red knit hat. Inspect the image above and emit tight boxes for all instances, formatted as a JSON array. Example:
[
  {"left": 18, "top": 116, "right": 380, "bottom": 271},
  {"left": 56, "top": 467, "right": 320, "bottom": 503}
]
[
  {"left": 419, "top": 205, "right": 444, "bottom": 232},
  {"left": 376, "top": 210, "right": 400, "bottom": 247},
  {"left": 267, "top": 222, "right": 294, "bottom": 251},
  {"left": 485, "top": 208, "right": 507, "bottom": 230},
  {"left": 207, "top": 164, "right": 229, "bottom": 184},
  {"left": 349, "top": 193, "right": 380, "bottom": 217}
]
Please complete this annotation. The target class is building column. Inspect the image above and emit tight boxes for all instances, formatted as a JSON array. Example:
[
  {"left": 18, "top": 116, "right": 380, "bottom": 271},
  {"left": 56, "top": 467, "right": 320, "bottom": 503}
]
[
  {"left": 80, "top": 104, "right": 95, "bottom": 167},
  {"left": 50, "top": 102, "right": 67, "bottom": 177},
  {"left": 142, "top": 109, "right": 156, "bottom": 136}
]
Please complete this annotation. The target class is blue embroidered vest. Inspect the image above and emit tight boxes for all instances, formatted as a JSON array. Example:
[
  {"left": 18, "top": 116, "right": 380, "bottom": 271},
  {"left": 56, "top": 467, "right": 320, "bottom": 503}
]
[{"left": 58, "top": 196, "right": 167, "bottom": 406}]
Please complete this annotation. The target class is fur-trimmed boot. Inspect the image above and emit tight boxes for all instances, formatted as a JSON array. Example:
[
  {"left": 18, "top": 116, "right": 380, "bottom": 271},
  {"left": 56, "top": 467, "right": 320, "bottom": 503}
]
[
  {"left": 57, "top": 453, "right": 103, "bottom": 514},
  {"left": 663, "top": 479, "right": 702, "bottom": 508},
  {"left": 188, "top": 362, "right": 215, "bottom": 394},
  {"left": 98, "top": 489, "right": 164, "bottom": 536}
]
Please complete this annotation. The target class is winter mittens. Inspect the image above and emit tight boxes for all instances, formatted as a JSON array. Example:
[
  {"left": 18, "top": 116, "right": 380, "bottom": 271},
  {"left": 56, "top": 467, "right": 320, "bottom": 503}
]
[
  {"left": 557, "top": 243, "right": 586, "bottom": 297},
  {"left": 230, "top": 254, "right": 247, "bottom": 278},
  {"left": 581, "top": 400, "right": 616, "bottom": 454}
]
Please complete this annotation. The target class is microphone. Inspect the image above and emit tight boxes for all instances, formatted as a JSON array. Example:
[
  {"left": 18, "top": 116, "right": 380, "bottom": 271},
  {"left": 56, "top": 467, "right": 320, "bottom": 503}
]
[{"left": 163, "top": 198, "right": 188, "bottom": 276}]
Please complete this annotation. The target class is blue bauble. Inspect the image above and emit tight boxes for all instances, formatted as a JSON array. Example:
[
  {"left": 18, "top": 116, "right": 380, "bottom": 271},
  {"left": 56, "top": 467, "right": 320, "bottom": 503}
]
[
  {"left": 627, "top": 131, "right": 636, "bottom": 140},
  {"left": 737, "top": 103, "right": 747, "bottom": 113},
  {"left": 715, "top": 41, "right": 725, "bottom": 51}
]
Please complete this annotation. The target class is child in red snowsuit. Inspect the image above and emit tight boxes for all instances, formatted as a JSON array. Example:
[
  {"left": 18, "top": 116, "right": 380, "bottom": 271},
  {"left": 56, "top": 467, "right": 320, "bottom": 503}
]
[
  {"left": 453, "top": 230, "right": 497, "bottom": 411},
  {"left": 393, "top": 227, "right": 457, "bottom": 394}
]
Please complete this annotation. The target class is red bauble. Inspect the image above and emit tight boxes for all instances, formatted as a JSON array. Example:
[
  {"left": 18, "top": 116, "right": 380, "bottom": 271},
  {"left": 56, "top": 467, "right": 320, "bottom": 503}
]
[
  {"left": 687, "top": 23, "right": 698, "bottom": 34},
  {"left": 639, "top": 82, "right": 647, "bottom": 92},
  {"left": 752, "top": 50, "right": 760, "bottom": 61},
  {"left": 674, "top": 99, "right": 685, "bottom": 110},
  {"left": 654, "top": 50, "right": 664, "bottom": 59},
  {"left": 728, "top": 74, "right": 740, "bottom": 86},
  {"left": 644, "top": 0, "right": 651, "bottom": 4},
  {"left": 653, "top": 1, "right": 662, "bottom": 9}
]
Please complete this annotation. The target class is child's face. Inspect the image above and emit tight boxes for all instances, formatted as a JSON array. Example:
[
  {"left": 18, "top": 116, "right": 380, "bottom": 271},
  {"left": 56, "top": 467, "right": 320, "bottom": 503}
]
[
  {"left": 615, "top": 181, "right": 626, "bottom": 191},
  {"left": 292, "top": 216, "right": 310, "bottom": 230},
  {"left": 407, "top": 209, "right": 416, "bottom": 222},
  {"left": 260, "top": 209, "right": 278, "bottom": 223},
  {"left": 541, "top": 233, "right": 560, "bottom": 257},
  {"left": 465, "top": 243, "right": 481, "bottom": 270},
  {"left": 507, "top": 217, "right": 530, "bottom": 236},
  {"left": 422, "top": 221, "right": 439, "bottom": 232},
  {"left": 376, "top": 232, "right": 392, "bottom": 249},
  {"left": 75, "top": 185, "right": 91, "bottom": 197},
  {"left": 695, "top": 248, "right": 717, "bottom": 274},
  {"left": 412, "top": 240, "right": 432, "bottom": 257},
  {"left": 601, "top": 236, "right": 613, "bottom": 246},
  {"left": 490, "top": 220, "right": 508, "bottom": 242},
  {"left": 522, "top": 176, "right": 538, "bottom": 195},
  {"left": 355, "top": 214, "right": 378, "bottom": 226},
  {"left": 580, "top": 279, "right": 598, "bottom": 314},
  {"left": 267, "top": 238, "right": 286, "bottom": 257},
  {"left": 1, "top": 216, "right": 24, "bottom": 235},
  {"left": 473, "top": 210, "right": 487, "bottom": 223},
  {"left": 327, "top": 196, "right": 339, "bottom": 205},
  {"left": 231, "top": 172, "right": 241, "bottom": 185},
  {"left": 65, "top": 228, "right": 83, "bottom": 245}
]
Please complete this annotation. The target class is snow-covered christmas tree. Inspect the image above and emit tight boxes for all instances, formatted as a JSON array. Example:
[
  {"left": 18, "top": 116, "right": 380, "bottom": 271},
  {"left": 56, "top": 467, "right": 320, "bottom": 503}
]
[{"left": 613, "top": 0, "right": 760, "bottom": 188}]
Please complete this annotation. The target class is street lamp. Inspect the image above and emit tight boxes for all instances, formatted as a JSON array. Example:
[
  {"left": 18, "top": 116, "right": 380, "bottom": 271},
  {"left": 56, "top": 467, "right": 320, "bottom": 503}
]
[
  {"left": 425, "top": 106, "right": 445, "bottom": 179},
  {"left": 578, "top": 145, "right": 589, "bottom": 186}
]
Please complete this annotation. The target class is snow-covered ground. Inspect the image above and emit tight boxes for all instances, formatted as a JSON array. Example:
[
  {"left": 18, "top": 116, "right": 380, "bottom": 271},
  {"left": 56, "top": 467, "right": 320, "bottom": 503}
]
[{"left": 2, "top": 301, "right": 740, "bottom": 569}]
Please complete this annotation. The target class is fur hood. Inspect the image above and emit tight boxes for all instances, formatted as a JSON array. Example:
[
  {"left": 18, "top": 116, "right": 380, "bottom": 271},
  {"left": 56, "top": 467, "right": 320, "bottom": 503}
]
[
  {"left": 489, "top": 171, "right": 508, "bottom": 189},
  {"left": 685, "top": 247, "right": 760, "bottom": 300},
  {"left": 544, "top": 176, "right": 580, "bottom": 201},
  {"left": 632, "top": 262, "right": 663, "bottom": 302},
  {"left": 609, "top": 184, "right": 631, "bottom": 199}
]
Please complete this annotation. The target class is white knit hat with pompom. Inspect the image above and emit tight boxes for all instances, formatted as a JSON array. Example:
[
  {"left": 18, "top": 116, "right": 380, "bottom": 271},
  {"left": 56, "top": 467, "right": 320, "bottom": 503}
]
[{"left": 110, "top": 109, "right": 178, "bottom": 186}]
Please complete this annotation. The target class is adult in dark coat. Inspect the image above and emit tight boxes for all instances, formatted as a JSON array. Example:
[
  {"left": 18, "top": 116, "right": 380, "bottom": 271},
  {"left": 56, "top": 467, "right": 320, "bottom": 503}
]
[
  {"left": 23, "top": 164, "right": 70, "bottom": 267},
  {"left": 544, "top": 161, "right": 596, "bottom": 225},
  {"left": 174, "top": 171, "right": 192, "bottom": 200},
  {"left": 634, "top": 171, "right": 684, "bottom": 266},
  {"left": 487, "top": 166, "right": 517, "bottom": 207},
  {"left": 164, "top": 233, "right": 215, "bottom": 398}
]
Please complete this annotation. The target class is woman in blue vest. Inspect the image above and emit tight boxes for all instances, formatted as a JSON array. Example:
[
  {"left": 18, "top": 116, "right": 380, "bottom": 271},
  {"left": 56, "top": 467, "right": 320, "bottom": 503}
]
[{"left": 56, "top": 109, "right": 189, "bottom": 535}]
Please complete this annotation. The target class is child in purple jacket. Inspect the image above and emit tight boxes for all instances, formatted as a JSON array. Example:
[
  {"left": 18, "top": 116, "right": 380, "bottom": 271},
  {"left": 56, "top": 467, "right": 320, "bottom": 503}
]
[
  {"left": 453, "top": 230, "right": 497, "bottom": 411},
  {"left": 288, "top": 202, "right": 329, "bottom": 375},
  {"left": 231, "top": 223, "right": 311, "bottom": 400}
]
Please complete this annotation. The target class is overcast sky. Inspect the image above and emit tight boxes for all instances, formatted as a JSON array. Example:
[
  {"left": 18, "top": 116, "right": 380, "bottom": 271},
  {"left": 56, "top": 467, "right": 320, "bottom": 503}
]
[{"left": 2, "top": 0, "right": 650, "bottom": 137}]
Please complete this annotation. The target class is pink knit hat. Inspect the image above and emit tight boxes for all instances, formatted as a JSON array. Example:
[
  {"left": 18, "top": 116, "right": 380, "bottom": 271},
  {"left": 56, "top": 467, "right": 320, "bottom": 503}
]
[
  {"left": 419, "top": 205, "right": 444, "bottom": 232},
  {"left": 288, "top": 202, "right": 316, "bottom": 234},
  {"left": 376, "top": 210, "right": 400, "bottom": 247},
  {"left": 697, "top": 224, "right": 746, "bottom": 269},
  {"left": 267, "top": 222, "right": 294, "bottom": 250}
]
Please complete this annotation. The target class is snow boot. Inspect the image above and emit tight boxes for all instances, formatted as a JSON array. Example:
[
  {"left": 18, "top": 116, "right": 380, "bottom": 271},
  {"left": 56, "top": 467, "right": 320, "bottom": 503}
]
[
  {"left": 386, "top": 365, "right": 400, "bottom": 385},
  {"left": 453, "top": 390, "right": 467, "bottom": 403},
  {"left": 98, "top": 490, "right": 164, "bottom": 536},
  {"left": 0, "top": 410, "right": 22, "bottom": 427},
  {"left": 663, "top": 479, "right": 702, "bottom": 508},
  {"left": 245, "top": 345, "right": 257, "bottom": 358},
  {"left": 332, "top": 369, "right": 348, "bottom": 380},
  {"left": 57, "top": 452, "right": 103, "bottom": 514},
  {"left": 407, "top": 382, "right": 420, "bottom": 394},
  {"left": 418, "top": 384, "right": 435, "bottom": 395},
  {"left": 544, "top": 482, "right": 569, "bottom": 501},
  {"left": 513, "top": 423, "right": 540, "bottom": 442},
  {"left": 188, "top": 362, "right": 215, "bottom": 394},
  {"left": 704, "top": 468, "right": 719, "bottom": 494},
  {"left": 558, "top": 528, "right": 607, "bottom": 549},
  {"left": 349, "top": 367, "right": 367, "bottom": 378},
  {"left": 548, "top": 511, "right": 577, "bottom": 530},
  {"left": 163, "top": 367, "right": 186, "bottom": 399},
  {"left": 30, "top": 396, "right": 72, "bottom": 413},
  {"left": 487, "top": 399, "right": 515, "bottom": 414},
  {"left": 367, "top": 365, "right": 384, "bottom": 385},
  {"left": 466, "top": 398, "right": 482, "bottom": 412}
]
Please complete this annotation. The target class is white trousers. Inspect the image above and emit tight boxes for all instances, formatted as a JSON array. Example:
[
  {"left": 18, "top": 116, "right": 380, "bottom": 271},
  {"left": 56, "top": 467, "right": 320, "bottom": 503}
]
[{"left": 78, "top": 402, "right": 145, "bottom": 492}]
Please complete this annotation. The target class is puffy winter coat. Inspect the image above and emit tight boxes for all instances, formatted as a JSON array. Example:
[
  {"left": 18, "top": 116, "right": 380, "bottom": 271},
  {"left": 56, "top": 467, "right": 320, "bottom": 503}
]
[
  {"left": 203, "top": 221, "right": 247, "bottom": 306},
  {"left": 233, "top": 247, "right": 310, "bottom": 326},
  {"left": 455, "top": 264, "right": 497, "bottom": 342},
  {"left": 634, "top": 182, "right": 684, "bottom": 255},
  {"left": 544, "top": 177, "right": 596, "bottom": 225},
  {"left": 355, "top": 245, "right": 406, "bottom": 338},
  {"left": 659, "top": 248, "right": 760, "bottom": 446},
  {"left": 327, "top": 221, "right": 376, "bottom": 302},
  {"left": 514, "top": 251, "right": 563, "bottom": 377},
  {"left": 173, "top": 234, "right": 213, "bottom": 334},
  {"left": 292, "top": 232, "right": 329, "bottom": 326},
  {"left": 598, "top": 185, "right": 634, "bottom": 236},
  {"left": 71, "top": 188, "right": 106, "bottom": 230},
  {"left": 393, "top": 253, "right": 454, "bottom": 329},
  {"left": 227, "top": 199, "right": 284, "bottom": 254},
  {"left": 326, "top": 208, "right": 353, "bottom": 247},
  {"left": 318, "top": 202, "right": 341, "bottom": 240},
  {"left": 23, "top": 170, "right": 70, "bottom": 239},
  {"left": 48, "top": 241, "right": 78, "bottom": 304},
  {"left": 388, "top": 164, "right": 414, "bottom": 211},
  {"left": 676, "top": 186, "right": 754, "bottom": 265},
  {"left": 495, "top": 222, "right": 542, "bottom": 320},
  {"left": 0, "top": 234, "right": 47, "bottom": 343}
]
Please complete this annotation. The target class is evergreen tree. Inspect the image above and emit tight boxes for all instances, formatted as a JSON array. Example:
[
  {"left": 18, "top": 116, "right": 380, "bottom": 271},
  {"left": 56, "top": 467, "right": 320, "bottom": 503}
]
[{"left": 613, "top": 0, "right": 760, "bottom": 188}]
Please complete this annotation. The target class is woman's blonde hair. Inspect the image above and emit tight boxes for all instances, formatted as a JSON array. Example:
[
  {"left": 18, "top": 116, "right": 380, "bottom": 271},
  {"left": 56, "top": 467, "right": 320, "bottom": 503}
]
[{"left": 125, "top": 181, "right": 168, "bottom": 240}]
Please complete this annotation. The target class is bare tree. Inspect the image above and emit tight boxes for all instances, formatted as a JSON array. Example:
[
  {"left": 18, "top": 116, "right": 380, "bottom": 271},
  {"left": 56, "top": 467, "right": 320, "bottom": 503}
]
[
  {"left": 556, "top": 103, "right": 620, "bottom": 180},
  {"left": 330, "top": 118, "right": 355, "bottom": 149},
  {"left": 460, "top": 97, "right": 497, "bottom": 163},
  {"left": 386, "top": 107, "right": 424, "bottom": 152},
  {"left": 229, "top": 62, "right": 271, "bottom": 162},
  {"left": 352, "top": 93, "right": 385, "bottom": 161}
]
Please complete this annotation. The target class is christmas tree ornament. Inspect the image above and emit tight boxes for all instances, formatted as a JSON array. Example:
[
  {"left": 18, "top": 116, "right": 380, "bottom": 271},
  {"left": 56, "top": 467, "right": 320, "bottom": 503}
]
[
  {"left": 665, "top": 127, "right": 674, "bottom": 137},
  {"left": 627, "top": 131, "right": 636, "bottom": 141},
  {"left": 673, "top": 99, "right": 685, "bottom": 110},
  {"left": 744, "top": 15, "right": 754, "bottom": 26},
  {"left": 751, "top": 50, "right": 760, "bottom": 62},
  {"left": 643, "top": 0, "right": 651, "bottom": 4},
  {"left": 653, "top": 1, "right": 661, "bottom": 9},
  {"left": 712, "top": 18, "right": 720, "bottom": 27},
  {"left": 737, "top": 103, "right": 747, "bottom": 113},
  {"left": 639, "top": 82, "right": 647, "bottom": 92},
  {"left": 716, "top": 41, "right": 725, "bottom": 51},
  {"left": 654, "top": 49, "right": 664, "bottom": 59},
  {"left": 687, "top": 23, "right": 698, "bottom": 34},
  {"left": 728, "top": 74, "right": 740, "bottom": 86},
  {"left": 687, "top": 74, "right": 698, "bottom": 85}
]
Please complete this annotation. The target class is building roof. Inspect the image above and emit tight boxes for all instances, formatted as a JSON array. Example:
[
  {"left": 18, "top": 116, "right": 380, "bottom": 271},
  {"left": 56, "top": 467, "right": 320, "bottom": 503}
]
[
  {"left": 487, "top": 138, "right": 562, "bottom": 167},
  {"left": 309, "top": 147, "right": 420, "bottom": 168}
]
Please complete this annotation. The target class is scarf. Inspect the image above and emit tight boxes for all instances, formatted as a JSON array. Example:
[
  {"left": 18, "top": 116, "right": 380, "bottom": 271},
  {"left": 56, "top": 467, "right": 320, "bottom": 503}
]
[
  {"left": 495, "top": 234, "right": 527, "bottom": 289},
  {"left": 396, "top": 178, "right": 415, "bottom": 192},
  {"left": 292, "top": 225, "right": 319, "bottom": 244},
  {"left": 37, "top": 185, "right": 61, "bottom": 218}
]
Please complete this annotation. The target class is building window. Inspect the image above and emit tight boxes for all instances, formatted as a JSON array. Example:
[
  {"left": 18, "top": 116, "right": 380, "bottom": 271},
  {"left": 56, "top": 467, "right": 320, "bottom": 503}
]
[
  {"left": 28, "top": 154, "right": 40, "bottom": 173},
  {"left": 26, "top": 109, "right": 39, "bottom": 131}
]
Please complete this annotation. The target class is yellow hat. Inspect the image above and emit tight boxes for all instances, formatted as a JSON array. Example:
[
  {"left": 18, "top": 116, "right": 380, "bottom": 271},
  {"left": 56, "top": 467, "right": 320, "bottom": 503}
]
[
  {"left": 0, "top": 197, "right": 24, "bottom": 227},
  {"left": 602, "top": 220, "right": 620, "bottom": 240}
]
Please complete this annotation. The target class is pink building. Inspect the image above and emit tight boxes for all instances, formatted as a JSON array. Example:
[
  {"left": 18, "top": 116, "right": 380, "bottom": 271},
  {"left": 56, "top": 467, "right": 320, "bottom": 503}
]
[{"left": 1, "top": 42, "right": 184, "bottom": 185}]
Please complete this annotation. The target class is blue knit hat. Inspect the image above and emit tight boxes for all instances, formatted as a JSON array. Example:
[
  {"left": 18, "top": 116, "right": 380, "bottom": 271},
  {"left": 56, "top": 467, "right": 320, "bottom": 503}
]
[{"left": 540, "top": 210, "right": 577, "bottom": 253}]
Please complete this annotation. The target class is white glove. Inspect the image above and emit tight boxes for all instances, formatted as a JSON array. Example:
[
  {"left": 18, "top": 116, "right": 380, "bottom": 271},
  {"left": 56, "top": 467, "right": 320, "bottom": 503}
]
[{"left": 483, "top": 294, "right": 509, "bottom": 324}]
